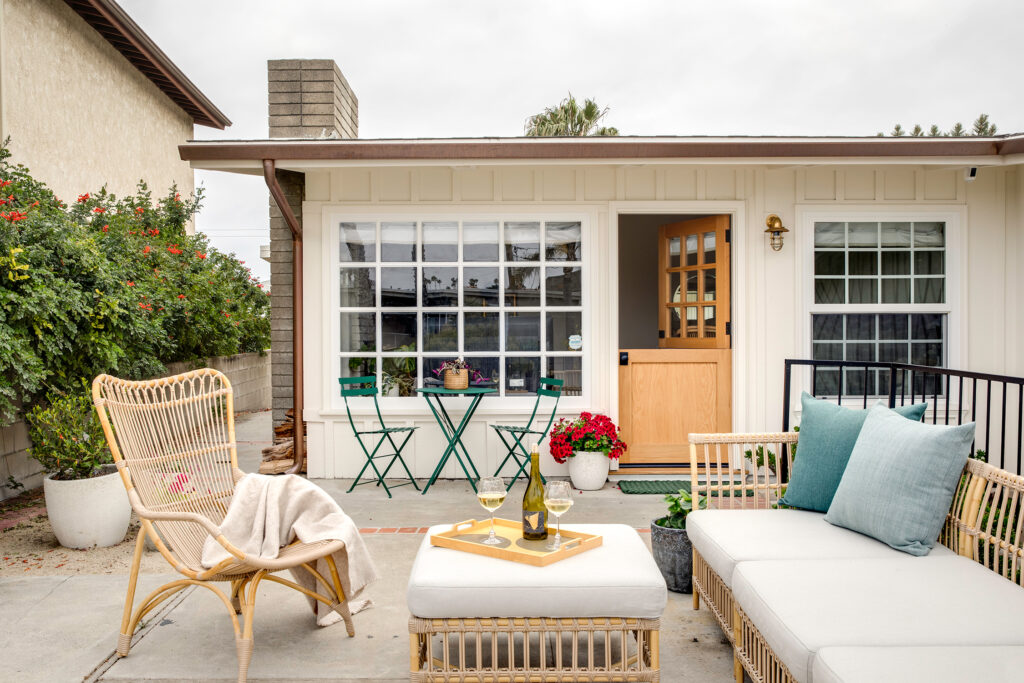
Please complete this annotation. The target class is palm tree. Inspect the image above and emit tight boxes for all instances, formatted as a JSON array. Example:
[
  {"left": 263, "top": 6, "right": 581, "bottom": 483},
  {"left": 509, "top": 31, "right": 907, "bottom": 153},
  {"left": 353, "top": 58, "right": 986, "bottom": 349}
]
[{"left": 525, "top": 93, "right": 619, "bottom": 136}]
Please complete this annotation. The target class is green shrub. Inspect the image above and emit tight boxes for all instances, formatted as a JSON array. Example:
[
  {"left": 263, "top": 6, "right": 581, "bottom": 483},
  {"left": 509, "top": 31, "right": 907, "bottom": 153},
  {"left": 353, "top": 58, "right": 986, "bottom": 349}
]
[
  {"left": 0, "top": 143, "right": 270, "bottom": 422},
  {"left": 655, "top": 488, "right": 707, "bottom": 529},
  {"left": 25, "top": 388, "right": 110, "bottom": 480}
]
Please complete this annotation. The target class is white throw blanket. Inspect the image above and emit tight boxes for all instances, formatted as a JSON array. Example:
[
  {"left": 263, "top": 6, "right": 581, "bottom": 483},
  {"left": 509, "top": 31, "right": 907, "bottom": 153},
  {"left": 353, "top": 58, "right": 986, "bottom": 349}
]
[{"left": 201, "top": 473, "right": 378, "bottom": 626}]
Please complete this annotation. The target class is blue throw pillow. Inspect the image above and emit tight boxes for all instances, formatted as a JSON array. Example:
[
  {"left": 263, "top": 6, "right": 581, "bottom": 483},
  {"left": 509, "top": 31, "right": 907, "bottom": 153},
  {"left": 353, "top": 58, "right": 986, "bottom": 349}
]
[
  {"left": 825, "top": 404, "right": 975, "bottom": 555},
  {"left": 779, "top": 393, "right": 927, "bottom": 512}
]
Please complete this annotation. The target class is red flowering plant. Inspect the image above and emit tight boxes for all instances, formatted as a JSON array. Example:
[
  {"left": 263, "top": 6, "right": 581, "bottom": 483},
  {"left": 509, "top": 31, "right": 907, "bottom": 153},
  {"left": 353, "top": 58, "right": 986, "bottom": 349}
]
[{"left": 548, "top": 412, "right": 627, "bottom": 464}]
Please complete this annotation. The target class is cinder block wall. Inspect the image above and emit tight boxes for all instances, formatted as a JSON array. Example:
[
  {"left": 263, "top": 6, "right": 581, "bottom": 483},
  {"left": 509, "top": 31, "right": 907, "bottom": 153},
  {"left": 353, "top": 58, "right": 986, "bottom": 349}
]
[
  {"left": 267, "top": 59, "right": 358, "bottom": 426},
  {"left": 165, "top": 352, "right": 271, "bottom": 413}
]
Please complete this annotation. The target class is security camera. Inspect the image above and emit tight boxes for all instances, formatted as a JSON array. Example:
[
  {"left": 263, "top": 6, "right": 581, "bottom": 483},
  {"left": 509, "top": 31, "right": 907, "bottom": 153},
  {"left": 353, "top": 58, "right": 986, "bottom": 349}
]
[{"left": 964, "top": 167, "right": 978, "bottom": 182}]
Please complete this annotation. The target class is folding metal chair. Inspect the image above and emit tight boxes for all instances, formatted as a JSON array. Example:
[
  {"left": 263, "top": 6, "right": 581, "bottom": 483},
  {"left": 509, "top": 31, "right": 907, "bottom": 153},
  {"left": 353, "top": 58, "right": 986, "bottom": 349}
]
[
  {"left": 339, "top": 376, "right": 419, "bottom": 498},
  {"left": 491, "top": 377, "right": 563, "bottom": 490}
]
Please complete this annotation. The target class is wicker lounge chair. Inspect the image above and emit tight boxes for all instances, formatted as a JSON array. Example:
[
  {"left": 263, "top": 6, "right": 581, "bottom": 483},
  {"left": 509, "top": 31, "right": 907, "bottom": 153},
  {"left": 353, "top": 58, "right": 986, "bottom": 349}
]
[{"left": 92, "top": 368, "right": 357, "bottom": 683}]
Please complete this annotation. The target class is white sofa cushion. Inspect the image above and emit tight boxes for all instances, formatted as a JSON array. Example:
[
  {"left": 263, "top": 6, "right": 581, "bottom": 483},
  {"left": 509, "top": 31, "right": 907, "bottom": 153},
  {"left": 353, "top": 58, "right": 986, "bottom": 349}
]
[
  {"left": 813, "top": 645, "right": 1024, "bottom": 683},
  {"left": 732, "top": 556, "right": 1024, "bottom": 683},
  {"left": 407, "top": 523, "right": 667, "bottom": 618},
  {"left": 686, "top": 509, "right": 953, "bottom": 588}
]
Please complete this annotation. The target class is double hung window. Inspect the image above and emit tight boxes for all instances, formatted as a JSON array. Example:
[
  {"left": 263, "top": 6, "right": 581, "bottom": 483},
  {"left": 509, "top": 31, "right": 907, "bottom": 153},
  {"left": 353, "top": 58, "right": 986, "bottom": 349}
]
[
  {"left": 809, "top": 220, "right": 949, "bottom": 396},
  {"left": 337, "top": 218, "right": 584, "bottom": 398}
]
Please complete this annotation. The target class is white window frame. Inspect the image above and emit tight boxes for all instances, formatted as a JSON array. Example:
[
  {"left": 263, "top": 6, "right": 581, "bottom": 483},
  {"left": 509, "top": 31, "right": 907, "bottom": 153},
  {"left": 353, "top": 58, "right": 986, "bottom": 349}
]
[
  {"left": 797, "top": 206, "right": 965, "bottom": 396},
  {"left": 325, "top": 208, "right": 593, "bottom": 415}
]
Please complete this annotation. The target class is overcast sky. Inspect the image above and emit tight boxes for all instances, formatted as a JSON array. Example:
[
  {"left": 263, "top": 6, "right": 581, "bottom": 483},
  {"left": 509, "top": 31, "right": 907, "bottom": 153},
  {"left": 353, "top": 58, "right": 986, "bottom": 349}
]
[{"left": 121, "top": 0, "right": 1023, "bottom": 282}]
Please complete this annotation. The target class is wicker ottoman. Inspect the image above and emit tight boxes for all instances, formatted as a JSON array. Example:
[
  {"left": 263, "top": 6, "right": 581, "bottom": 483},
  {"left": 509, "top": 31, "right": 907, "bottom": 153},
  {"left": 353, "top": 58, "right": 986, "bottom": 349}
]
[{"left": 408, "top": 523, "right": 666, "bottom": 682}]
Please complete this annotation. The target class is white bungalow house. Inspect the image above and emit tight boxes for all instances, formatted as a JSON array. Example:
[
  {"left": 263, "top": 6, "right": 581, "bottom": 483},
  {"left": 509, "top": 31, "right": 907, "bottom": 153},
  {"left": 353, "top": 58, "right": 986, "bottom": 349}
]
[{"left": 181, "top": 60, "right": 1024, "bottom": 481}]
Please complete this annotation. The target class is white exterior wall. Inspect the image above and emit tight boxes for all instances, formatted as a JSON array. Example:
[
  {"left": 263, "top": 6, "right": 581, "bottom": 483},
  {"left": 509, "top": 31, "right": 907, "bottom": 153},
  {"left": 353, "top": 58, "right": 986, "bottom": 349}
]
[{"left": 299, "top": 162, "right": 1023, "bottom": 479}]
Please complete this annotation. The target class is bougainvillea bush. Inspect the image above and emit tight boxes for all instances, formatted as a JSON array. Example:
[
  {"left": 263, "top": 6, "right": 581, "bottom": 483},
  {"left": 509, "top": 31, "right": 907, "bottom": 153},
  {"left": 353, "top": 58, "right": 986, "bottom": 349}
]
[
  {"left": 548, "top": 412, "right": 627, "bottom": 463},
  {"left": 0, "top": 143, "right": 269, "bottom": 422}
]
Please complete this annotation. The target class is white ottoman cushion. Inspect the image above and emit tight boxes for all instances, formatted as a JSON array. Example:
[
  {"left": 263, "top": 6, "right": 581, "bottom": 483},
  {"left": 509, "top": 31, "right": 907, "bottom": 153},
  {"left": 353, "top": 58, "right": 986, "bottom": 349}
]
[
  {"left": 813, "top": 645, "right": 1024, "bottom": 683},
  {"left": 687, "top": 509, "right": 951, "bottom": 588},
  {"left": 407, "top": 524, "right": 667, "bottom": 618},
  {"left": 732, "top": 556, "right": 1024, "bottom": 683}
]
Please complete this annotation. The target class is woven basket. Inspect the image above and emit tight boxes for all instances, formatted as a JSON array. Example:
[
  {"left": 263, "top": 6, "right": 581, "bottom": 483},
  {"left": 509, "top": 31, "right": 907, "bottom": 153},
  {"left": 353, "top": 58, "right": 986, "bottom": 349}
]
[{"left": 444, "top": 369, "right": 469, "bottom": 390}]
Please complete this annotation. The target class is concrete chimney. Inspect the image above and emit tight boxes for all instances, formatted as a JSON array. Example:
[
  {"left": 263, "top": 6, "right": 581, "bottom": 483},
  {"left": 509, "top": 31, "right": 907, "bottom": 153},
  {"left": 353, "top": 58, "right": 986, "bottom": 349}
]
[{"left": 268, "top": 59, "right": 358, "bottom": 139}]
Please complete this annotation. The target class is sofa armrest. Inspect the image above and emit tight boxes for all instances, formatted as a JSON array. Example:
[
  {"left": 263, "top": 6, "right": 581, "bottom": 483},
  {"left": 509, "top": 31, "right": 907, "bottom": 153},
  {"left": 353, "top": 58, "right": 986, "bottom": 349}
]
[{"left": 688, "top": 432, "right": 799, "bottom": 510}]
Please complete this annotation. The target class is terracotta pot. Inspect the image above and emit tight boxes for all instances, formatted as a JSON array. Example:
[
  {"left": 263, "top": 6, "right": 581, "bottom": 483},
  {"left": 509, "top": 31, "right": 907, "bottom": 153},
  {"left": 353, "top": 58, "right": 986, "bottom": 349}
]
[
  {"left": 43, "top": 465, "right": 130, "bottom": 549},
  {"left": 568, "top": 451, "right": 610, "bottom": 490}
]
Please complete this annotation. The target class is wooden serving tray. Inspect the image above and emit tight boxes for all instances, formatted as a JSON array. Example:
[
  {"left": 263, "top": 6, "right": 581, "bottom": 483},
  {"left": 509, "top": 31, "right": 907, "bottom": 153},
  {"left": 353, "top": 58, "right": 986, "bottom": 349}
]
[{"left": 430, "top": 518, "right": 602, "bottom": 567}]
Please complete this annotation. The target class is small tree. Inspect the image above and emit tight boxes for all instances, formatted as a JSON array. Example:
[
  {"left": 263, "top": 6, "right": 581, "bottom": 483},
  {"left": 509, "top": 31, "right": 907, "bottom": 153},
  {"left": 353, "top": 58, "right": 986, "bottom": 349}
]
[
  {"left": 948, "top": 122, "right": 966, "bottom": 136},
  {"left": 878, "top": 114, "right": 995, "bottom": 137},
  {"left": 525, "top": 94, "right": 619, "bottom": 137},
  {"left": 971, "top": 113, "right": 997, "bottom": 136}
]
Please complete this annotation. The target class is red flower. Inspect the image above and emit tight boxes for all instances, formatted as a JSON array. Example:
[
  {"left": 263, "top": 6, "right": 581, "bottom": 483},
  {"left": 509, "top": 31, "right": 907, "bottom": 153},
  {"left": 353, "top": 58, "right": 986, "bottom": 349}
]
[
  {"left": 178, "top": 294, "right": 185, "bottom": 299},
  {"left": 174, "top": 192, "right": 181, "bottom": 202},
  {"left": 142, "top": 246, "right": 151, "bottom": 254},
  {"left": 30, "top": 201, "right": 39, "bottom": 207},
  {"left": 126, "top": 281, "right": 135, "bottom": 287},
  {"left": 135, "top": 207, "right": 144, "bottom": 214},
  {"left": 195, "top": 251, "right": 206, "bottom": 259},
  {"left": 102, "top": 224, "right": 109, "bottom": 232},
  {"left": 223, "top": 312, "right": 231, "bottom": 318},
  {"left": 256, "top": 283, "right": 263, "bottom": 288},
  {"left": 77, "top": 193, "right": 90, "bottom": 203},
  {"left": 93, "top": 207, "right": 105, "bottom": 214},
  {"left": 0, "top": 179, "right": 11, "bottom": 188}
]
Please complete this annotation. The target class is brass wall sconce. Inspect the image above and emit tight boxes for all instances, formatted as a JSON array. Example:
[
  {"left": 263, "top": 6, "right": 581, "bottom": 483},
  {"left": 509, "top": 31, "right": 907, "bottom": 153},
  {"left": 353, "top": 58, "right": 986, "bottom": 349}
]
[{"left": 765, "top": 214, "right": 789, "bottom": 251}]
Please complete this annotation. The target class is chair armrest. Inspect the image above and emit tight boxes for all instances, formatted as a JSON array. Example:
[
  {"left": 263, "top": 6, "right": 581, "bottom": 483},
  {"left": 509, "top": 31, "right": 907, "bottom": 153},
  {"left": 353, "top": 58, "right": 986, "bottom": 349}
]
[{"left": 127, "top": 489, "right": 246, "bottom": 562}]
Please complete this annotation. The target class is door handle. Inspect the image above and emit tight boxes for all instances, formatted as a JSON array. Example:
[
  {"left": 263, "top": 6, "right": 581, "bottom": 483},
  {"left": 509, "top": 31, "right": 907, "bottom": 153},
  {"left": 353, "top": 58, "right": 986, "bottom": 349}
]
[{"left": 619, "top": 352, "right": 629, "bottom": 366}]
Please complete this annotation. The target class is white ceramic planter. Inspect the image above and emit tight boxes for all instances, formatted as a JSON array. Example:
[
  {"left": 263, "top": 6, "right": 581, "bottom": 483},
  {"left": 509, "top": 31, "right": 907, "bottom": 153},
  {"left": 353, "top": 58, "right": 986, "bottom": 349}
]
[
  {"left": 43, "top": 468, "right": 131, "bottom": 549},
  {"left": 568, "top": 451, "right": 611, "bottom": 490}
]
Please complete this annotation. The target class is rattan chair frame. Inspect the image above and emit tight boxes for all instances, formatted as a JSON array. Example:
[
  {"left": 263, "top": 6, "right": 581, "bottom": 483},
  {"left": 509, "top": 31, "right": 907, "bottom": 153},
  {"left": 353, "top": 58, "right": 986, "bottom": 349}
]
[
  {"left": 93, "top": 369, "right": 357, "bottom": 683},
  {"left": 408, "top": 616, "right": 660, "bottom": 682},
  {"left": 688, "top": 432, "right": 1024, "bottom": 683}
]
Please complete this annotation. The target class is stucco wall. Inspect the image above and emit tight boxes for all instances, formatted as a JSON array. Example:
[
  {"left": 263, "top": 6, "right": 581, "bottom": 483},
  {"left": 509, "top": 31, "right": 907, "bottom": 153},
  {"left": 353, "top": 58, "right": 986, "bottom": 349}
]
[
  {"left": 0, "top": 0, "right": 195, "bottom": 205},
  {"left": 293, "top": 162, "right": 1022, "bottom": 479}
]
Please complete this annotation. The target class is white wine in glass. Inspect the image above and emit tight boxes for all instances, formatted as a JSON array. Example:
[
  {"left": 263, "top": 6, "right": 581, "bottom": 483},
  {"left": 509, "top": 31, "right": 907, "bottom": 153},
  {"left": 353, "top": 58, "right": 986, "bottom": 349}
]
[
  {"left": 544, "top": 481, "right": 574, "bottom": 550},
  {"left": 477, "top": 477, "right": 506, "bottom": 545}
]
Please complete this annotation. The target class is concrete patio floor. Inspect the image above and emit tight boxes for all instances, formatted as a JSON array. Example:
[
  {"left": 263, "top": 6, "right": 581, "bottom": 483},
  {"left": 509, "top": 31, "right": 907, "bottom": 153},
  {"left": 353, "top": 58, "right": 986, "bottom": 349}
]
[{"left": 0, "top": 410, "right": 734, "bottom": 682}]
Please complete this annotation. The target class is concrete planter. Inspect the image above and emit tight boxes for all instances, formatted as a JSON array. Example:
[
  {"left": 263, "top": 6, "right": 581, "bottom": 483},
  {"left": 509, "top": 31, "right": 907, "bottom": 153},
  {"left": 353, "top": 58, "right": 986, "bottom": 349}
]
[
  {"left": 650, "top": 521, "right": 693, "bottom": 593},
  {"left": 568, "top": 451, "right": 610, "bottom": 490},
  {"left": 43, "top": 465, "right": 131, "bottom": 549}
]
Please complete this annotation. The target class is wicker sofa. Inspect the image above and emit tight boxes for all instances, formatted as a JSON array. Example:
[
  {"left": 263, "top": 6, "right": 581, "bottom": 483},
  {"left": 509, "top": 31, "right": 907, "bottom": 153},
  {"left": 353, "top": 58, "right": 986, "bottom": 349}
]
[{"left": 686, "top": 432, "right": 1024, "bottom": 683}]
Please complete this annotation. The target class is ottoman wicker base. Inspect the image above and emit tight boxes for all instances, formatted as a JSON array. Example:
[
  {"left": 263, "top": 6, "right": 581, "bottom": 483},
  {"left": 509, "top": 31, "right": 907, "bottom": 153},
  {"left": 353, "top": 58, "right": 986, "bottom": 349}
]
[{"left": 409, "top": 616, "right": 660, "bottom": 682}]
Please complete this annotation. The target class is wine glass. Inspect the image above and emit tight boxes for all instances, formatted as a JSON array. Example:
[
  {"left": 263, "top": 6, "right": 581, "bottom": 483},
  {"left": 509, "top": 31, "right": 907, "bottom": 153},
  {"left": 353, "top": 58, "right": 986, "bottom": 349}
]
[
  {"left": 476, "top": 477, "right": 506, "bottom": 545},
  {"left": 544, "top": 480, "right": 574, "bottom": 550}
]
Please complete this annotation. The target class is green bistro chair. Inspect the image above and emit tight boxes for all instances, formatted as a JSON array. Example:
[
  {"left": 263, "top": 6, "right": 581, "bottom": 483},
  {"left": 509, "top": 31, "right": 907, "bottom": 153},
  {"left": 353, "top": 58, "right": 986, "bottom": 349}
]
[
  {"left": 491, "top": 377, "right": 563, "bottom": 490},
  {"left": 339, "top": 376, "right": 419, "bottom": 498}
]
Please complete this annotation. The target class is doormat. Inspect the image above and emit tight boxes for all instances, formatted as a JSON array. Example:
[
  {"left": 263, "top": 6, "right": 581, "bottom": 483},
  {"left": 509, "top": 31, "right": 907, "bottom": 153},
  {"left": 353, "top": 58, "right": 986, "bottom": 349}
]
[{"left": 618, "top": 480, "right": 752, "bottom": 496}]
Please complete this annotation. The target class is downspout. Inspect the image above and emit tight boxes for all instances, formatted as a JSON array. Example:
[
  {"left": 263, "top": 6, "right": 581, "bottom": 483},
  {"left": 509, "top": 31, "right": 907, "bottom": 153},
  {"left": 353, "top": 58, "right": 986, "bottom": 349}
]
[{"left": 262, "top": 160, "right": 305, "bottom": 475}]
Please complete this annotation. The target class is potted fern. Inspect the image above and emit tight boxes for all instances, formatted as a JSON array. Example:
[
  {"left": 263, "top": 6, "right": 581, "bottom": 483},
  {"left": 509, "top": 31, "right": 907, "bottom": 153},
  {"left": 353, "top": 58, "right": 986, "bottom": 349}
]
[
  {"left": 651, "top": 488, "right": 706, "bottom": 593},
  {"left": 25, "top": 389, "right": 130, "bottom": 549}
]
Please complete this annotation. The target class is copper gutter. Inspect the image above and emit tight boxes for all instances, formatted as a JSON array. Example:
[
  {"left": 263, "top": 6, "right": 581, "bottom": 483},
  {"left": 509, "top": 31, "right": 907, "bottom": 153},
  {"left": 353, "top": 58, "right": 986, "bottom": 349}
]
[{"left": 262, "top": 160, "right": 304, "bottom": 475}]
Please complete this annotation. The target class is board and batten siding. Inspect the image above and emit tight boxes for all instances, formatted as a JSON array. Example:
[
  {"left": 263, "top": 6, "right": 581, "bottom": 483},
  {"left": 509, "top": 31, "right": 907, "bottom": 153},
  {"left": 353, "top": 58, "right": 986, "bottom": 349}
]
[{"left": 297, "top": 163, "right": 1022, "bottom": 480}]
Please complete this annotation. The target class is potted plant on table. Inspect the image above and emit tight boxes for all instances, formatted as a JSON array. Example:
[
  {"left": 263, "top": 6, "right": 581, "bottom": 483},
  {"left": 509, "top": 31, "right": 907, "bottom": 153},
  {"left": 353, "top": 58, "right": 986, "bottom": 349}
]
[
  {"left": 438, "top": 357, "right": 470, "bottom": 390},
  {"left": 25, "top": 389, "right": 131, "bottom": 549},
  {"left": 549, "top": 412, "right": 627, "bottom": 490},
  {"left": 651, "top": 488, "right": 707, "bottom": 593}
]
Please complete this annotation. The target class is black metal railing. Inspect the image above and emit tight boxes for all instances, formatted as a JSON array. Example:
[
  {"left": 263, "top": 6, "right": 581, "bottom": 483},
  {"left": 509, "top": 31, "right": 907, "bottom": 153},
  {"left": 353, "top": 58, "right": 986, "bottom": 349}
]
[{"left": 783, "top": 359, "right": 1024, "bottom": 476}]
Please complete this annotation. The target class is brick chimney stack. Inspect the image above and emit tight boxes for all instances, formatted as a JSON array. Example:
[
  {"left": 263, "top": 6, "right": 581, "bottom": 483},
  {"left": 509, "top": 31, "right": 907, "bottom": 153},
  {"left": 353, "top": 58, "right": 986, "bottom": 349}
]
[{"left": 265, "top": 59, "right": 357, "bottom": 427}]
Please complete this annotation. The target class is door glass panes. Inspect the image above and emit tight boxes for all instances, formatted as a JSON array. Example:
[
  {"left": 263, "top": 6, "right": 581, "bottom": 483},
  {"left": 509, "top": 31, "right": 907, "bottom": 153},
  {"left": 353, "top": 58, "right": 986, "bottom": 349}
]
[
  {"left": 670, "top": 307, "right": 681, "bottom": 337},
  {"left": 703, "top": 271, "right": 716, "bottom": 302},
  {"left": 685, "top": 271, "right": 698, "bottom": 302},
  {"left": 339, "top": 222, "right": 376, "bottom": 262},
  {"left": 703, "top": 306, "right": 716, "bottom": 337},
  {"left": 339, "top": 313, "right": 375, "bottom": 353},
  {"left": 668, "top": 237, "right": 680, "bottom": 268},
  {"left": 505, "top": 267, "right": 540, "bottom": 306},
  {"left": 339, "top": 268, "right": 376, "bottom": 307},
  {"left": 380, "top": 267, "right": 417, "bottom": 307},
  {"left": 505, "top": 357, "right": 540, "bottom": 395},
  {"left": 422, "top": 222, "right": 458, "bottom": 262},
  {"left": 381, "top": 222, "right": 416, "bottom": 262},
  {"left": 546, "top": 267, "right": 581, "bottom": 306},
  {"left": 546, "top": 222, "right": 582, "bottom": 261},
  {"left": 703, "top": 232, "right": 716, "bottom": 264},
  {"left": 547, "top": 357, "right": 582, "bottom": 396},
  {"left": 669, "top": 272, "right": 681, "bottom": 304},
  {"left": 338, "top": 218, "right": 583, "bottom": 398},
  {"left": 505, "top": 312, "right": 540, "bottom": 351},
  {"left": 423, "top": 267, "right": 458, "bottom": 307},
  {"left": 810, "top": 313, "right": 946, "bottom": 396},
  {"left": 423, "top": 313, "right": 457, "bottom": 352},
  {"left": 381, "top": 313, "right": 416, "bottom": 351},
  {"left": 463, "top": 312, "right": 499, "bottom": 351},
  {"left": 463, "top": 267, "right": 499, "bottom": 306},
  {"left": 685, "top": 234, "right": 698, "bottom": 266},
  {"left": 685, "top": 306, "right": 698, "bottom": 338},
  {"left": 813, "top": 221, "right": 946, "bottom": 306},
  {"left": 504, "top": 222, "right": 540, "bottom": 262},
  {"left": 546, "top": 312, "right": 582, "bottom": 351},
  {"left": 464, "top": 222, "right": 499, "bottom": 261}
]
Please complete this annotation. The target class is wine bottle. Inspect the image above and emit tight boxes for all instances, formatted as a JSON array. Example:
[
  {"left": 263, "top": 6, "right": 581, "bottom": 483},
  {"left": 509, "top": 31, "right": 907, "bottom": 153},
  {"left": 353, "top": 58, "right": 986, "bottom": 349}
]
[{"left": 522, "top": 443, "right": 548, "bottom": 540}]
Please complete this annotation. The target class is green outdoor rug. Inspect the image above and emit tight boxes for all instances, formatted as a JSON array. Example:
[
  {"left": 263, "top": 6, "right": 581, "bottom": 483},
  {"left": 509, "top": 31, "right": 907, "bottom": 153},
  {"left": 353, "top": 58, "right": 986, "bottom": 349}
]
[{"left": 618, "top": 480, "right": 753, "bottom": 496}]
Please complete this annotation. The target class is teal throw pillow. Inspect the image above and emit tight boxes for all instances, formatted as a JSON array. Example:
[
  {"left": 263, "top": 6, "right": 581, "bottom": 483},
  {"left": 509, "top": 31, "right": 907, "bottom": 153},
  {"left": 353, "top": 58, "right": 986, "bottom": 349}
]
[
  {"left": 779, "top": 393, "right": 927, "bottom": 512},
  {"left": 825, "top": 404, "right": 975, "bottom": 555}
]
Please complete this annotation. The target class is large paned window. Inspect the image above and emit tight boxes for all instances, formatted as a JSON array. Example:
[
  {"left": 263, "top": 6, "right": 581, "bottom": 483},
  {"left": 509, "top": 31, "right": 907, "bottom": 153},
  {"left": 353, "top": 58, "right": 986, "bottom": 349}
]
[
  {"left": 337, "top": 219, "right": 584, "bottom": 398},
  {"left": 810, "top": 220, "right": 949, "bottom": 396}
]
